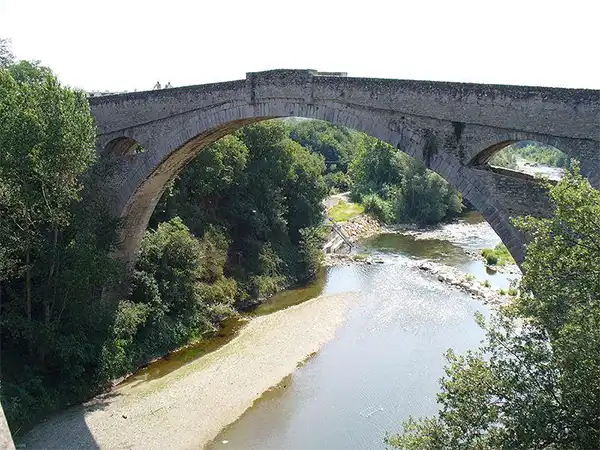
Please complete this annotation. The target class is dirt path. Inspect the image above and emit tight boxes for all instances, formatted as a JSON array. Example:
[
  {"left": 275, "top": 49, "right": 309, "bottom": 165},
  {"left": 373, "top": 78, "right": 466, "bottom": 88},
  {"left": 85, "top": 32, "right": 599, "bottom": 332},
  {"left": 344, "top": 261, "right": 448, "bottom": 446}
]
[
  {"left": 322, "top": 191, "right": 350, "bottom": 209},
  {"left": 21, "top": 293, "right": 355, "bottom": 450}
]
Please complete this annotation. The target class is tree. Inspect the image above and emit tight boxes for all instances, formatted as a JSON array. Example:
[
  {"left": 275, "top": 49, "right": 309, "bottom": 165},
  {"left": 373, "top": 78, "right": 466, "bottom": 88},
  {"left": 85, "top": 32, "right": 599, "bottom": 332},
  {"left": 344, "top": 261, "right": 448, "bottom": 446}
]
[
  {"left": 0, "top": 58, "right": 119, "bottom": 432},
  {"left": 0, "top": 62, "right": 96, "bottom": 327},
  {"left": 386, "top": 166, "right": 600, "bottom": 449},
  {"left": 287, "top": 118, "right": 360, "bottom": 173},
  {"left": 349, "top": 138, "right": 462, "bottom": 224},
  {"left": 150, "top": 120, "right": 328, "bottom": 303},
  {"left": 0, "top": 38, "right": 14, "bottom": 68}
]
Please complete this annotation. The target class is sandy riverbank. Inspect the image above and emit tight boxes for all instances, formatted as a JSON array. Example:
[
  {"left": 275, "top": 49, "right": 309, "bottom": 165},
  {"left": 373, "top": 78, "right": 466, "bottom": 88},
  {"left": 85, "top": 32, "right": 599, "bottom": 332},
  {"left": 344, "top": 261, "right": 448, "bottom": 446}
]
[{"left": 21, "top": 293, "right": 355, "bottom": 450}]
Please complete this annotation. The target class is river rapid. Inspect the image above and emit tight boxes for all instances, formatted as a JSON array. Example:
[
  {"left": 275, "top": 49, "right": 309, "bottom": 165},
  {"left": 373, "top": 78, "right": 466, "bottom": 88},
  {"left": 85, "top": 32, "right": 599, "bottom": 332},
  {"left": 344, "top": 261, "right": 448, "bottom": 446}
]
[{"left": 207, "top": 212, "right": 518, "bottom": 449}]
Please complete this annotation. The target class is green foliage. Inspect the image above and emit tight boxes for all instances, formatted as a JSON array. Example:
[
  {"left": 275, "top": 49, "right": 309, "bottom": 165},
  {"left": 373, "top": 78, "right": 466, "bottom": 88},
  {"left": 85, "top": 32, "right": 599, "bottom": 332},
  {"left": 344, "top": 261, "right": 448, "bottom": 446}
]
[
  {"left": 387, "top": 165, "right": 600, "bottom": 449},
  {"left": 153, "top": 120, "right": 328, "bottom": 307},
  {"left": 287, "top": 118, "right": 361, "bottom": 174},
  {"left": 0, "top": 58, "right": 123, "bottom": 433},
  {"left": 324, "top": 171, "right": 352, "bottom": 192},
  {"left": 394, "top": 170, "right": 463, "bottom": 226},
  {"left": 362, "top": 194, "right": 394, "bottom": 223},
  {"left": 481, "top": 243, "right": 514, "bottom": 266},
  {"left": 349, "top": 138, "right": 463, "bottom": 225},
  {"left": 297, "top": 226, "right": 326, "bottom": 279},
  {"left": 491, "top": 142, "right": 569, "bottom": 169},
  {"left": 328, "top": 200, "right": 365, "bottom": 222},
  {"left": 100, "top": 218, "right": 237, "bottom": 380},
  {"left": 512, "top": 163, "right": 600, "bottom": 333},
  {"left": 481, "top": 249, "right": 498, "bottom": 265},
  {"left": 489, "top": 149, "right": 517, "bottom": 169}
]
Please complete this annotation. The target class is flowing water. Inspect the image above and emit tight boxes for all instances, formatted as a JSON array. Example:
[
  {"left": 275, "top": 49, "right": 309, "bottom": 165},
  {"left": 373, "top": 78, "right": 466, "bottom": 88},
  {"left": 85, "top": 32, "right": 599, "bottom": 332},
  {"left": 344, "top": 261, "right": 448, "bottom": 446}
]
[{"left": 204, "top": 213, "right": 518, "bottom": 449}]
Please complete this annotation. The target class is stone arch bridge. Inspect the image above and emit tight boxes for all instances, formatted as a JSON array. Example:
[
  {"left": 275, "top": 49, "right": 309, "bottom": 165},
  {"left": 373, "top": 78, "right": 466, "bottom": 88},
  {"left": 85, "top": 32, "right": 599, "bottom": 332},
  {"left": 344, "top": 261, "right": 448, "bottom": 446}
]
[{"left": 89, "top": 69, "right": 600, "bottom": 265}]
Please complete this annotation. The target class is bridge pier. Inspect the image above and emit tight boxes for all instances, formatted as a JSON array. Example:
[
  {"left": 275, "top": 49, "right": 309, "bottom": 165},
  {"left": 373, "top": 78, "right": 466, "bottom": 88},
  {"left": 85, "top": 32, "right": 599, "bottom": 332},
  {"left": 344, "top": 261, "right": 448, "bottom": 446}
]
[{"left": 0, "top": 407, "right": 15, "bottom": 450}]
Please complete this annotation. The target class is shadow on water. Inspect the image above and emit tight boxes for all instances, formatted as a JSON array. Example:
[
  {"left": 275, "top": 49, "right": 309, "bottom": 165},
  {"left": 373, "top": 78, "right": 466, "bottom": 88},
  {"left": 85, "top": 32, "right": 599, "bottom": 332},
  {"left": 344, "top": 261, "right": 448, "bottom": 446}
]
[
  {"left": 119, "top": 317, "right": 247, "bottom": 387},
  {"left": 252, "top": 269, "right": 328, "bottom": 316}
]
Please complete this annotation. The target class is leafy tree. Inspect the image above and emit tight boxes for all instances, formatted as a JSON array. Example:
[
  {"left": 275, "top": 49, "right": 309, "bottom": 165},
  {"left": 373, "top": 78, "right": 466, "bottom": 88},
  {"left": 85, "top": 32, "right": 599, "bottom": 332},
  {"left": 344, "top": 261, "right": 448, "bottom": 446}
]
[
  {"left": 0, "top": 60, "right": 96, "bottom": 328},
  {"left": 287, "top": 118, "right": 361, "bottom": 173},
  {"left": 386, "top": 166, "right": 600, "bottom": 449},
  {"left": 152, "top": 134, "right": 248, "bottom": 234},
  {"left": 349, "top": 138, "right": 462, "bottom": 225},
  {"left": 0, "top": 58, "right": 120, "bottom": 432},
  {"left": 0, "top": 38, "right": 14, "bottom": 68},
  {"left": 151, "top": 120, "right": 327, "bottom": 305}
]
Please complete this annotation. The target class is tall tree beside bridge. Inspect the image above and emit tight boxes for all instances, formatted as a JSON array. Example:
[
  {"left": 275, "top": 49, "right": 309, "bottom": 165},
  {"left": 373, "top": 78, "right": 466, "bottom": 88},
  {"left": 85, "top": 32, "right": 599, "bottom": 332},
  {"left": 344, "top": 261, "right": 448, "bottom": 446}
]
[{"left": 386, "top": 166, "right": 600, "bottom": 449}]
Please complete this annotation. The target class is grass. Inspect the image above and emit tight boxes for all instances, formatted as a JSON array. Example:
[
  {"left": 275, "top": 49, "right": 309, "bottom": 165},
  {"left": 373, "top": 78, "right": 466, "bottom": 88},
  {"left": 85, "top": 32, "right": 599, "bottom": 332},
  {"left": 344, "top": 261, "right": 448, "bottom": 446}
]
[
  {"left": 353, "top": 253, "right": 370, "bottom": 262},
  {"left": 328, "top": 200, "right": 365, "bottom": 222},
  {"left": 481, "top": 243, "right": 515, "bottom": 266}
]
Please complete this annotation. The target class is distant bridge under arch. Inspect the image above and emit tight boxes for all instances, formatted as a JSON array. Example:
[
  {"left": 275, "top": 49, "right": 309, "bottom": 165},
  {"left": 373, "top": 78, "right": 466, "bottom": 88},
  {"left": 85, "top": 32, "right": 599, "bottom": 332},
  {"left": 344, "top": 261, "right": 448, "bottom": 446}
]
[{"left": 88, "top": 69, "right": 600, "bottom": 265}]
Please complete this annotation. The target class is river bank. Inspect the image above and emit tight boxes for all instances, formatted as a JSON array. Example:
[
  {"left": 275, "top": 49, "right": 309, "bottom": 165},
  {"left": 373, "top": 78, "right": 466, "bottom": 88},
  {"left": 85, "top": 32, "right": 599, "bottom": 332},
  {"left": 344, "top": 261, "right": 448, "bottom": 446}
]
[
  {"left": 22, "top": 212, "right": 519, "bottom": 450},
  {"left": 21, "top": 293, "right": 355, "bottom": 450}
]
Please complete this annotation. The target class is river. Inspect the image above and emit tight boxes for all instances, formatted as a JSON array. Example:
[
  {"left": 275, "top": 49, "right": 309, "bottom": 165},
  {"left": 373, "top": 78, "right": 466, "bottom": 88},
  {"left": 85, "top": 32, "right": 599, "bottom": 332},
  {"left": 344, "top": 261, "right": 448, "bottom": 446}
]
[
  {"left": 206, "top": 212, "right": 517, "bottom": 449},
  {"left": 21, "top": 212, "right": 519, "bottom": 450}
]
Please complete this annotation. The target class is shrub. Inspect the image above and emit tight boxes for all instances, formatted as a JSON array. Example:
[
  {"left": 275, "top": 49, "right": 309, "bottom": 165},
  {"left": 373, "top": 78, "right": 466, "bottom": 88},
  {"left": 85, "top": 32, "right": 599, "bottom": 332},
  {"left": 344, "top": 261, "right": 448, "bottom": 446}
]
[
  {"left": 481, "top": 249, "right": 499, "bottom": 265},
  {"left": 362, "top": 194, "right": 394, "bottom": 223},
  {"left": 325, "top": 171, "right": 351, "bottom": 192},
  {"left": 481, "top": 243, "right": 514, "bottom": 266}
]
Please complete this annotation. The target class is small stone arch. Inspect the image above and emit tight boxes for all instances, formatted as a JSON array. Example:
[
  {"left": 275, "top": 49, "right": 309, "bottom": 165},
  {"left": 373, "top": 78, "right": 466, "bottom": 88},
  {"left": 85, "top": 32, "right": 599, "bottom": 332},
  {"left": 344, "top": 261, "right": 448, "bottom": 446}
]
[{"left": 103, "top": 136, "right": 147, "bottom": 157}]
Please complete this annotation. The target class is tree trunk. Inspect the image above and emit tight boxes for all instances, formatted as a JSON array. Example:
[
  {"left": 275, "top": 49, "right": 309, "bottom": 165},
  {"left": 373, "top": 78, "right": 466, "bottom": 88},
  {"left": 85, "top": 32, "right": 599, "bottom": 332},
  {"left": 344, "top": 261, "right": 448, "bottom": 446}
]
[
  {"left": 26, "top": 247, "right": 31, "bottom": 323},
  {"left": 45, "top": 228, "right": 58, "bottom": 325}
]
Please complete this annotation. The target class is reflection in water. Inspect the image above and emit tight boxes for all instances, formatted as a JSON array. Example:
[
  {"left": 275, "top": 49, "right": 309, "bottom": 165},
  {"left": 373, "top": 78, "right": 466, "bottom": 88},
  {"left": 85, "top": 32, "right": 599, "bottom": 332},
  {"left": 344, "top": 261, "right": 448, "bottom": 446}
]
[
  {"left": 120, "top": 318, "right": 247, "bottom": 387},
  {"left": 360, "top": 232, "right": 467, "bottom": 264},
  {"left": 252, "top": 269, "right": 328, "bottom": 316}
]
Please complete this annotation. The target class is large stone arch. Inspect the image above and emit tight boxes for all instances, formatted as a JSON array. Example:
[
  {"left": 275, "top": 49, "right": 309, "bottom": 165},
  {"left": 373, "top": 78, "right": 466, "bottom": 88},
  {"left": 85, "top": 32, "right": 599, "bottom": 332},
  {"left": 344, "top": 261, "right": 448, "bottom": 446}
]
[
  {"left": 88, "top": 70, "right": 600, "bottom": 266},
  {"left": 97, "top": 104, "right": 527, "bottom": 266}
]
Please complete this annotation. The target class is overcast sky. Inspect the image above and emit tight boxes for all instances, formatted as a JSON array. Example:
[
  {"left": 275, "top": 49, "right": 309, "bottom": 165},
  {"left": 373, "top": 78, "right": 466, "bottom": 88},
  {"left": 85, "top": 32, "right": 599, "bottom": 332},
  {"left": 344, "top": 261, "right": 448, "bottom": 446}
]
[{"left": 1, "top": 0, "right": 599, "bottom": 92}]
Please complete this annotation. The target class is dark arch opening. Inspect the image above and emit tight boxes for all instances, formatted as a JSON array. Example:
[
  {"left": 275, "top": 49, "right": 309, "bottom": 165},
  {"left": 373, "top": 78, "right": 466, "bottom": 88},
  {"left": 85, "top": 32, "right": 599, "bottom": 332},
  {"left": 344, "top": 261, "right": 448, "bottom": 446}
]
[{"left": 104, "top": 136, "right": 146, "bottom": 157}]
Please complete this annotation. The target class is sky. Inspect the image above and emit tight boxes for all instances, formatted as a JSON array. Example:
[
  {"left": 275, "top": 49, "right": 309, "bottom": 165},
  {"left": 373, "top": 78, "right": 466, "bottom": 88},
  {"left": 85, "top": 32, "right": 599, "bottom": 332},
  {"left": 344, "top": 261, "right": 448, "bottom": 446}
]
[{"left": 1, "top": 0, "right": 599, "bottom": 92}]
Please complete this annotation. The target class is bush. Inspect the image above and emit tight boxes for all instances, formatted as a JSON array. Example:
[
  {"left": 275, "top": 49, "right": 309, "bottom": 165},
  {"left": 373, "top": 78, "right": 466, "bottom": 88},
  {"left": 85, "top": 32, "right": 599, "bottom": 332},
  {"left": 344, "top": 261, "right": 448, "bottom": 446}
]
[
  {"left": 324, "top": 171, "right": 351, "bottom": 192},
  {"left": 100, "top": 217, "right": 241, "bottom": 381},
  {"left": 362, "top": 194, "right": 394, "bottom": 223},
  {"left": 481, "top": 243, "right": 514, "bottom": 266},
  {"left": 481, "top": 249, "right": 499, "bottom": 265}
]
